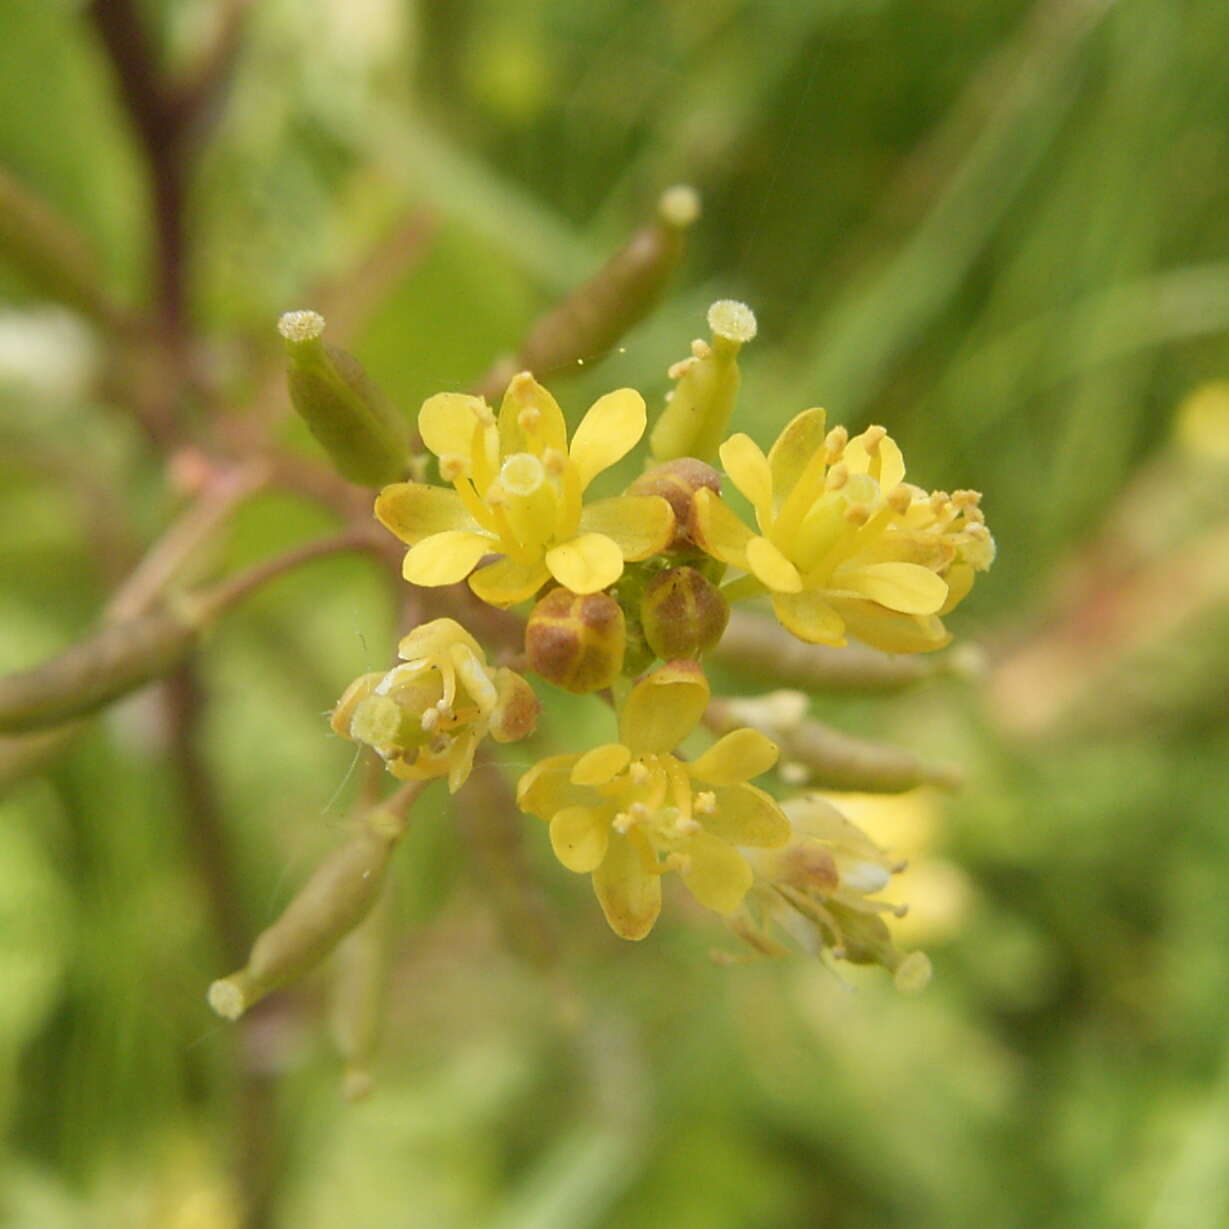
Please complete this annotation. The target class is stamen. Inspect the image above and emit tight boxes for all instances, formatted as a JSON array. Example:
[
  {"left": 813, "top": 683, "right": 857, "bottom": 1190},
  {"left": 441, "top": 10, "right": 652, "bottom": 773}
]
[
  {"left": 439, "top": 454, "right": 467, "bottom": 481},
  {"left": 844, "top": 504, "right": 871, "bottom": 526},
  {"left": 668, "top": 356, "right": 698, "bottom": 380},
  {"left": 888, "top": 487, "right": 912, "bottom": 515},
  {"left": 825, "top": 462, "right": 848, "bottom": 491},
  {"left": 629, "top": 762, "right": 651, "bottom": 786},
  {"left": 823, "top": 426, "right": 848, "bottom": 463},
  {"left": 690, "top": 338, "right": 711, "bottom": 359},
  {"left": 694, "top": 791, "right": 717, "bottom": 815},
  {"left": 862, "top": 425, "right": 886, "bottom": 452},
  {"left": 420, "top": 707, "right": 440, "bottom": 733},
  {"left": 517, "top": 407, "right": 541, "bottom": 434},
  {"left": 542, "top": 447, "right": 566, "bottom": 476}
]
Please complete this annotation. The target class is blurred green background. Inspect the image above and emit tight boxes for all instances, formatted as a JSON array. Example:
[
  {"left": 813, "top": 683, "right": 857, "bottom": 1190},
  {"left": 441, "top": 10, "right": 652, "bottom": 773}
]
[{"left": 4, "top": 0, "right": 1229, "bottom": 1225}]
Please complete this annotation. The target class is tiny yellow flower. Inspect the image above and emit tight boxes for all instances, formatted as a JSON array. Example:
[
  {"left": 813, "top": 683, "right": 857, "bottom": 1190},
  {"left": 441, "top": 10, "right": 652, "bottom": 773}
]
[
  {"left": 516, "top": 661, "right": 789, "bottom": 939},
  {"left": 693, "top": 408, "right": 995, "bottom": 652},
  {"left": 332, "top": 618, "right": 539, "bottom": 793},
  {"left": 375, "top": 373, "right": 675, "bottom": 606},
  {"left": 735, "top": 793, "right": 931, "bottom": 991}
]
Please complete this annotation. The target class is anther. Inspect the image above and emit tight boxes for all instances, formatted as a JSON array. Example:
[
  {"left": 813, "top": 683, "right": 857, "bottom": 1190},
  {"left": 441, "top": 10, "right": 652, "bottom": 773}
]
[
  {"left": 542, "top": 448, "right": 566, "bottom": 476},
  {"left": 844, "top": 504, "right": 871, "bottom": 526},
  {"left": 439, "top": 454, "right": 467, "bottom": 481},
  {"left": 419, "top": 707, "right": 440, "bottom": 733},
  {"left": 517, "top": 407, "right": 541, "bottom": 433},
  {"left": 862, "top": 425, "right": 886, "bottom": 452},
  {"left": 694, "top": 791, "right": 717, "bottom": 815},
  {"left": 824, "top": 426, "right": 848, "bottom": 462},
  {"left": 825, "top": 462, "right": 848, "bottom": 491},
  {"left": 629, "top": 762, "right": 651, "bottom": 786}
]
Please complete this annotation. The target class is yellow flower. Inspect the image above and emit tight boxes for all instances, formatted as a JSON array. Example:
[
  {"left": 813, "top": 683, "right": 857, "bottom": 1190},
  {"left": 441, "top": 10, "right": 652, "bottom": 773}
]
[
  {"left": 375, "top": 372, "right": 675, "bottom": 606},
  {"left": 734, "top": 793, "right": 931, "bottom": 991},
  {"left": 332, "top": 618, "right": 539, "bottom": 793},
  {"left": 516, "top": 661, "right": 789, "bottom": 939},
  {"left": 693, "top": 408, "right": 995, "bottom": 652}
]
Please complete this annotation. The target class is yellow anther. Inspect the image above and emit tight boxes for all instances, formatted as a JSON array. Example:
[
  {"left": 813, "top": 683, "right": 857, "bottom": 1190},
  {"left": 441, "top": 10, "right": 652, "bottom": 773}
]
[
  {"left": 690, "top": 338, "right": 711, "bottom": 359},
  {"left": 694, "top": 791, "right": 717, "bottom": 815},
  {"left": 888, "top": 486, "right": 912, "bottom": 515},
  {"left": 517, "top": 406, "right": 541, "bottom": 433},
  {"left": 824, "top": 426, "right": 848, "bottom": 462},
  {"left": 629, "top": 761, "right": 651, "bottom": 786},
  {"left": 862, "top": 425, "right": 886, "bottom": 452},
  {"left": 484, "top": 480, "right": 507, "bottom": 506},
  {"left": 675, "top": 817, "right": 702, "bottom": 836},
  {"left": 471, "top": 401, "right": 496, "bottom": 426},
  {"left": 825, "top": 462, "right": 849, "bottom": 491},
  {"left": 439, "top": 454, "right": 467, "bottom": 481},
  {"left": 844, "top": 504, "right": 871, "bottom": 526},
  {"left": 542, "top": 447, "right": 567, "bottom": 476},
  {"left": 419, "top": 707, "right": 440, "bottom": 733},
  {"left": 668, "top": 356, "right": 697, "bottom": 380}
]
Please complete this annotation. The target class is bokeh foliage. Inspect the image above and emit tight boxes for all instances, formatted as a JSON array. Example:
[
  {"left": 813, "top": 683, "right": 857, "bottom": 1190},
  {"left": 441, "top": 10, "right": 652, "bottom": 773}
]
[{"left": 3, "top": 0, "right": 1229, "bottom": 1225}]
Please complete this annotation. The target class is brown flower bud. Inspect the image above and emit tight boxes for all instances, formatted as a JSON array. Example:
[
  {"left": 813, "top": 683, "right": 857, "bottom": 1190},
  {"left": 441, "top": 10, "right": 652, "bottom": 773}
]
[
  {"left": 627, "top": 458, "right": 721, "bottom": 549},
  {"left": 640, "top": 566, "right": 729, "bottom": 661},
  {"left": 525, "top": 588, "right": 626, "bottom": 694}
]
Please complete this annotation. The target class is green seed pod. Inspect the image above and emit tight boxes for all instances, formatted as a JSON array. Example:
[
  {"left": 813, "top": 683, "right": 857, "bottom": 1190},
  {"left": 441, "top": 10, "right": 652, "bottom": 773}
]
[
  {"left": 525, "top": 588, "right": 626, "bottom": 694},
  {"left": 650, "top": 300, "right": 757, "bottom": 464},
  {"left": 279, "top": 310, "right": 409, "bottom": 488},
  {"left": 208, "top": 804, "right": 407, "bottom": 1021},
  {"left": 627, "top": 457, "right": 722, "bottom": 550},
  {"left": 475, "top": 186, "right": 701, "bottom": 399},
  {"left": 640, "top": 566, "right": 730, "bottom": 661},
  {"left": 0, "top": 609, "right": 200, "bottom": 735}
]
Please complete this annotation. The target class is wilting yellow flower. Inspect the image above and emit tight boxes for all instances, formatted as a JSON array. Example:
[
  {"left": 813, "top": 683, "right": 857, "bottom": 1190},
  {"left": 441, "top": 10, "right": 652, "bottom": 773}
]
[
  {"left": 516, "top": 661, "right": 790, "bottom": 939},
  {"left": 693, "top": 408, "right": 994, "bottom": 651},
  {"left": 332, "top": 618, "right": 539, "bottom": 793},
  {"left": 734, "top": 793, "right": 931, "bottom": 991},
  {"left": 375, "top": 372, "right": 675, "bottom": 606}
]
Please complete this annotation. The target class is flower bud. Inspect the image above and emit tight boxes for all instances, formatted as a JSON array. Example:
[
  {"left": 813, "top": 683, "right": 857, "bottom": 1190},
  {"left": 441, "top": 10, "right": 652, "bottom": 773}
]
[
  {"left": 640, "top": 566, "right": 729, "bottom": 661},
  {"left": 650, "top": 300, "right": 756, "bottom": 464},
  {"left": 525, "top": 588, "right": 626, "bottom": 694},
  {"left": 279, "top": 310, "right": 409, "bottom": 487},
  {"left": 627, "top": 458, "right": 721, "bottom": 549}
]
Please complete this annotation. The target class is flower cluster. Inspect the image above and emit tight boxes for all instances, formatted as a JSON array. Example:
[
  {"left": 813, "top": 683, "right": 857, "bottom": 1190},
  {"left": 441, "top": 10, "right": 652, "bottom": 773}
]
[{"left": 325, "top": 301, "right": 993, "bottom": 979}]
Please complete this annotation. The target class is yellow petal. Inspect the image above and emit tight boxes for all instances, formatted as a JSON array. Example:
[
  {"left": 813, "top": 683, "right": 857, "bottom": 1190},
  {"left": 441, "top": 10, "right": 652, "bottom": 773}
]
[
  {"left": 939, "top": 562, "right": 974, "bottom": 615},
  {"left": 874, "top": 435, "right": 906, "bottom": 491},
  {"left": 703, "top": 783, "right": 790, "bottom": 847},
  {"left": 549, "top": 805, "right": 610, "bottom": 873},
  {"left": 689, "top": 729, "right": 778, "bottom": 786},
  {"left": 419, "top": 393, "right": 488, "bottom": 462},
  {"left": 691, "top": 489, "right": 753, "bottom": 568},
  {"left": 398, "top": 616, "right": 482, "bottom": 662},
  {"left": 517, "top": 754, "right": 586, "bottom": 819},
  {"left": 469, "top": 556, "right": 550, "bottom": 607},
  {"left": 402, "top": 531, "right": 494, "bottom": 587},
  {"left": 679, "top": 832, "right": 753, "bottom": 914},
  {"left": 446, "top": 730, "right": 478, "bottom": 793},
  {"left": 375, "top": 482, "right": 476, "bottom": 545},
  {"left": 830, "top": 598, "right": 951, "bottom": 654},
  {"left": 579, "top": 495, "right": 674, "bottom": 561},
  {"left": 771, "top": 591, "right": 847, "bottom": 645},
  {"left": 841, "top": 561, "right": 948, "bottom": 614},
  {"left": 618, "top": 660, "right": 710, "bottom": 756},
  {"left": 719, "top": 433, "right": 774, "bottom": 527},
  {"left": 571, "top": 743, "right": 631, "bottom": 786},
  {"left": 545, "top": 532, "right": 624, "bottom": 594},
  {"left": 767, "top": 407, "right": 827, "bottom": 496},
  {"left": 746, "top": 535, "right": 803, "bottom": 593},
  {"left": 593, "top": 829, "right": 661, "bottom": 940},
  {"left": 569, "top": 388, "right": 646, "bottom": 490},
  {"left": 498, "top": 372, "right": 568, "bottom": 456}
]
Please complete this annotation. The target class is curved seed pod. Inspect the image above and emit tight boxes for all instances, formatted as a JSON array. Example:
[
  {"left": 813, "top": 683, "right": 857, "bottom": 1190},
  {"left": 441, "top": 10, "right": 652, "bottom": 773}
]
[
  {"left": 650, "top": 300, "right": 756, "bottom": 464},
  {"left": 0, "top": 609, "right": 201, "bottom": 735},
  {"left": 208, "top": 794, "right": 419, "bottom": 1021},
  {"left": 476, "top": 187, "right": 700, "bottom": 399},
  {"left": 279, "top": 310, "right": 409, "bottom": 487}
]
